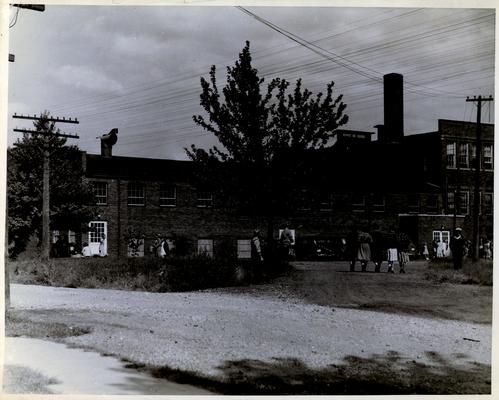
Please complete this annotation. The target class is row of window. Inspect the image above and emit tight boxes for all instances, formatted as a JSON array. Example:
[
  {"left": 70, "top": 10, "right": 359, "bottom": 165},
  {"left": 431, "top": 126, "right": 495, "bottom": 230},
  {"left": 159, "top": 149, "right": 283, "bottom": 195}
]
[
  {"left": 92, "top": 182, "right": 213, "bottom": 208},
  {"left": 447, "top": 190, "right": 493, "bottom": 216},
  {"left": 350, "top": 192, "right": 493, "bottom": 215},
  {"left": 126, "top": 237, "right": 252, "bottom": 259},
  {"left": 446, "top": 142, "right": 493, "bottom": 170},
  {"left": 92, "top": 181, "right": 493, "bottom": 216}
]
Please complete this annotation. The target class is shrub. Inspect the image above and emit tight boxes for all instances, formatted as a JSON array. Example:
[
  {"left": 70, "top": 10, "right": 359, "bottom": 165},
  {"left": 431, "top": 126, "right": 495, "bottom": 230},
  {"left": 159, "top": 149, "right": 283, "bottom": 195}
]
[
  {"left": 7, "top": 255, "right": 238, "bottom": 292},
  {"left": 427, "top": 258, "right": 493, "bottom": 286}
]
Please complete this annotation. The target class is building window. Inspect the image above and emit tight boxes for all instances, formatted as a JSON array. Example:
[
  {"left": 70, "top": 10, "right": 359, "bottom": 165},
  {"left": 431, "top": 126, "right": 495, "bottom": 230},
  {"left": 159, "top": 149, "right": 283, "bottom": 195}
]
[
  {"left": 237, "top": 239, "right": 251, "bottom": 259},
  {"left": 319, "top": 193, "right": 333, "bottom": 211},
  {"left": 446, "top": 142, "right": 456, "bottom": 168},
  {"left": 160, "top": 185, "right": 176, "bottom": 207},
  {"left": 197, "top": 191, "right": 213, "bottom": 208},
  {"left": 483, "top": 145, "right": 493, "bottom": 170},
  {"left": 470, "top": 144, "right": 477, "bottom": 168},
  {"left": 297, "top": 190, "right": 311, "bottom": 211},
  {"left": 68, "top": 230, "right": 76, "bottom": 244},
  {"left": 127, "top": 238, "right": 144, "bottom": 257},
  {"left": 352, "top": 194, "right": 365, "bottom": 212},
  {"left": 458, "top": 191, "right": 469, "bottom": 215},
  {"left": 407, "top": 194, "right": 420, "bottom": 213},
  {"left": 482, "top": 192, "right": 493, "bottom": 215},
  {"left": 93, "top": 182, "right": 108, "bottom": 205},
  {"left": 447, "top": 190, "right": 469, "bottom": 215},
  {"left": 197, "top": 239, "right": 213, "bottom": 257},
  {"left": 52, "top": 230, "right": 60, "bottom": 244},
  {"left": 372, "top": 194, "right": 385, "bottom": 212},
  {"left": 457, "top": 143, "right": 469, "bottom": 168},
  {"left": 128, "top": 183, "right": 145, "bottom": 206},
  {"left": 433, "top": 230, "right": 450, "bottom": 246},
  {"left": 425, "top": 194, "right": 438, "bottom": 212}
]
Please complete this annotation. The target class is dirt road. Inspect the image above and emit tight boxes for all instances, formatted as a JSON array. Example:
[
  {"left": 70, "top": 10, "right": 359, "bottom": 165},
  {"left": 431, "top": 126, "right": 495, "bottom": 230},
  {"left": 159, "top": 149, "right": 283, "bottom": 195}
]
[{"left": 6, "top": 260, "right": 493, "bottom": 394}]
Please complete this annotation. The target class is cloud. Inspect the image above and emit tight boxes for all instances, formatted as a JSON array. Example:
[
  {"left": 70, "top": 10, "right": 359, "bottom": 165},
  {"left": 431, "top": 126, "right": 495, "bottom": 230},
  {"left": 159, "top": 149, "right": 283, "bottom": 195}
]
[{"left": 49, "top": 64, "right": 124, "bottom": 94}]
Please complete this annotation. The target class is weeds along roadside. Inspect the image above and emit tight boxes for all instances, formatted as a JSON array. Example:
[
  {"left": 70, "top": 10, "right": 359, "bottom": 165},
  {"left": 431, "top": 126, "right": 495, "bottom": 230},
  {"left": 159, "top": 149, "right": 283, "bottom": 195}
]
[
  {"left": 425, "top": 258, "right": 493, "bottom": 286},
  {"left": 6, "top": 254, "right": 291, "bottom": 292}
]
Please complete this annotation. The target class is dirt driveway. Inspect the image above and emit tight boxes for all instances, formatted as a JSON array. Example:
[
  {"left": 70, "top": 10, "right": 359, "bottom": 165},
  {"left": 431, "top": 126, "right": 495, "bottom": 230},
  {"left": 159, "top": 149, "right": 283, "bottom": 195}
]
[
  {"left": 6, "top": 260, "right": 493, "bottom": 395},
  {"left": 215, "top": 260, "right": 493, "bottom": 324}
]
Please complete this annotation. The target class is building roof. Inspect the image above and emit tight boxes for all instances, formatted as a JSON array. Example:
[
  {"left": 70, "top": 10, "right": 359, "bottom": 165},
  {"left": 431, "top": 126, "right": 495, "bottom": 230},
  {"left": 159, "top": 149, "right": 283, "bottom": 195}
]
[{"left": 85, "top": 153, "right": 194, "bottom": 181}]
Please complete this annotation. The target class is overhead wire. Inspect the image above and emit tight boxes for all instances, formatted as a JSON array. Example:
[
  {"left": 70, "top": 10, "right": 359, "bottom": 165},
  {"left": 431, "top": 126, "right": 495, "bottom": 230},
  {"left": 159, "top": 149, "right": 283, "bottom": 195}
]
[{"left": 12, "top": 7, "right": 494, "bottom": 157}]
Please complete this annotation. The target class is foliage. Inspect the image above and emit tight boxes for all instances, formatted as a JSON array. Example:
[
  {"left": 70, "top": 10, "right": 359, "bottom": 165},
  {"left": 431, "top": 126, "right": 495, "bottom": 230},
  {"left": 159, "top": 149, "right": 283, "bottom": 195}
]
[
  {"left": 7, "top": 113, "right": 95, "bottom": 258},
  {"left": 426, "top": 258, "right": 493, "bottom": 285},
  {"left": 8, "top": 255, "right": 239, "bottom": 292},
  {"left": 187, "top": 41, "right": 348, "bottom": 238}
]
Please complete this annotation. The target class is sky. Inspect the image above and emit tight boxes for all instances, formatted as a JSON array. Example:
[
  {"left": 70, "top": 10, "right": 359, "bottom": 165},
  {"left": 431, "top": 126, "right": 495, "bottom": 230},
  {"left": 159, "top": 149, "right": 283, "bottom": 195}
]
[{"left": 6, "top": 3, "right": 496, "bottom": 160}]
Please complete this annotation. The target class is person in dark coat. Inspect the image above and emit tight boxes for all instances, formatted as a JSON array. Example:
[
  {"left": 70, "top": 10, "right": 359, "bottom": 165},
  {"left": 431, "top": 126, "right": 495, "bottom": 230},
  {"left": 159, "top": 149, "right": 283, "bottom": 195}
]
[
  {"left": 449, "top": 227, "right": 465, "bottom": 270},
  {"left": 346, "top": 225, "right": 359, "bottom": 272},
  {"left": 251, "top": 229, "right": 264, "bottom": 280},
  {"left": 370, "top": 224, "right": 385, "bottom": 272}
]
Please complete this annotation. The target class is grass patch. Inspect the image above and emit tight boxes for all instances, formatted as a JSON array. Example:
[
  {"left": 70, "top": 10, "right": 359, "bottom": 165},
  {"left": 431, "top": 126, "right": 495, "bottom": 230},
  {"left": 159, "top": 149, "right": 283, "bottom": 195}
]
[
  {"left": 425, "top": 258, "right": 493, "bottom": 286},
  {"left": 7, "top": 255, "right": 290, "bottom": 292},
  {"left": 6, "top": 310, "right": 92, "bottom": 338},
  {"left": 2, "top": 365, "right": 59, "bottom": 394}
]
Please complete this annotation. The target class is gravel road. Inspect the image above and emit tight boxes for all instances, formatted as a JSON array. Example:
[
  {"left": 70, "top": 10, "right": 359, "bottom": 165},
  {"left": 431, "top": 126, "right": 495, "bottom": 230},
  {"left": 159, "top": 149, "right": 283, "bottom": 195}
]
[{"left": 10, "top": 282, "right": 492, "bottom": 382}]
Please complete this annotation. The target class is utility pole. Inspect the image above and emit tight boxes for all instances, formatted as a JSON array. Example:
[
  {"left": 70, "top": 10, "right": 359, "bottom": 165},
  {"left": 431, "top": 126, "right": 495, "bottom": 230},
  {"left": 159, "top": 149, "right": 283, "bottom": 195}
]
[
  {"left": 466, "top": 95, "right": 494, "bottom": 261},
  {"left": 13, "top": 113, "right": 79, "bottom": 260}
]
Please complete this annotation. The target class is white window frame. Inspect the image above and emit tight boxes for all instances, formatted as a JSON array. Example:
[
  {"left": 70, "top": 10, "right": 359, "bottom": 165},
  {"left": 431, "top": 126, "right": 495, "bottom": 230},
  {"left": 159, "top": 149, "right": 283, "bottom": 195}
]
[
  {"left": 372, "top": 194, "right": 385, "bottom": 213},
  {"left": 425, "top": 194, "right": 438, "bottom": 211},
  {"left": 482, "top": 192, "right": 493, "bottom": 215},
  {"left": 483, "top": 144, "right": 493, "bottom": 170},
  {"left": 88, "top": 221, "right": 107, "bottom": 256},
  {"left": 197, "top": 191, "right": 213, "bottom": 208},
  {"left": 433, "top": 230, "right": 450, "bottom": 244},
  {"left": 197, "top": 239, "right": 213, "bottom": 257},
  {"left": 237, "top": 239, "right": 251, "bottom": 259},
  {"left": 128, "top": 183, "right": 145, "bottom": 206},
  {"left": 352, "top": 194, "right": 365, "bottom": 212},
  {"left": 408, "top": 194, "right": 420, "bottom": 212},
  {"left": 446, "top": 142, "right": 456, "bottom": 168},
  {"left": 319, "top": 193, "right": 333, "bottom": 211},
  {"left": 93, "top": 181, "right": 108, "bottom": 205},
  {"left": 457, "top": 191, "right": 469, "bottom": 215},
  {"left": 457, "top": 143, "right": 469, "bottom": 168},
  {"left": 160, "top": 184, "right": 176, "bottom": 207}
]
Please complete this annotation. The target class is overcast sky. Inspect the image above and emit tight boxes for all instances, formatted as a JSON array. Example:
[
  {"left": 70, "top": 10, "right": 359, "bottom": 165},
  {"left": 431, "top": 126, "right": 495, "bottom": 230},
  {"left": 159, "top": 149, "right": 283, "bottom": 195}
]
[{"left": 7, "top": 4, "right": 495, "bottom": 160}]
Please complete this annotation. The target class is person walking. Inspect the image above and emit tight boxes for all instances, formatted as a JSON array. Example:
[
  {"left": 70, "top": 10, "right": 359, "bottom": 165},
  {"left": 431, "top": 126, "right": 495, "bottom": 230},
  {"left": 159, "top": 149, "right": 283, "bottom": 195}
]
[
  {"left": 346, "top": 225, "right": 359, "bottom": 272},
  {"left": 98, "top": 234, "right": 107, "bottom": 257},
  {"left": 449, "top": 227, "right": 465, "bottom": 270},
  {"left": 251, "top": 229, "right": 264, "bottom": 280},
  {"left": 385, "top": 230, "right": 398, "bottom": 273},
  {"left": 357, "top": 230, "right": 372, "bottom": 272},
  {"left": 279, "top": 223, "right": 294, "bottom": 260},
  {"left": 422, "top": 242, "right": 430, "bottom": 260},
  {"left": 370, "top": 224, "right": 385, "bottom": 272},
  {"left": 397, "top": 233, "right": 411, "bottom": 273}
]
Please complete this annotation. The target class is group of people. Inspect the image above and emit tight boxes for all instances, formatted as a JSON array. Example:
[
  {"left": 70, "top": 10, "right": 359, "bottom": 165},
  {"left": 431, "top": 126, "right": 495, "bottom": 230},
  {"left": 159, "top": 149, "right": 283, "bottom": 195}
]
[{"left": 346, "top": 224, "right": 410, "bottom": 273}]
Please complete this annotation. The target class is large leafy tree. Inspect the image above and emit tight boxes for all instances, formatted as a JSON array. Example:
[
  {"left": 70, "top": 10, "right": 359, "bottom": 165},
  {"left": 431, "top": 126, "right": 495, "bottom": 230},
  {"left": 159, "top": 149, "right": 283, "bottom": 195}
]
[
  {"left": 7, "top": 114, "right": 95, "bottom": 258},
  {"left": 188, "top": 41, "right": 348, "bottom": 240}
]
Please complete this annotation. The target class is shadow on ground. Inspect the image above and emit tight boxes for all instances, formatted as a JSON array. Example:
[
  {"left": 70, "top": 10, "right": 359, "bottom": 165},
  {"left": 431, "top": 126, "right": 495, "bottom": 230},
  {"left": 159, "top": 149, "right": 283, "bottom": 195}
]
[{"left": 147, "top": 350, "right": 491, "bottom": 395}]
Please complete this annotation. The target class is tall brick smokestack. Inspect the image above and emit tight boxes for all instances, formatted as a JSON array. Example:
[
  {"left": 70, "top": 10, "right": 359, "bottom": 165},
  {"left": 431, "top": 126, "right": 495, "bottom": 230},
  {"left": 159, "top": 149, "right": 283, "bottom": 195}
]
[{"left": 382, "top": 73, "right": 404, "bottom": 143}]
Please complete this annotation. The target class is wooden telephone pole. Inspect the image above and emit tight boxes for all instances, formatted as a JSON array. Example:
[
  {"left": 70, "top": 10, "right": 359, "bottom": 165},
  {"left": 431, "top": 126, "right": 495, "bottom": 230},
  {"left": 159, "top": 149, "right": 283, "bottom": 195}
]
[
  {"left": 13, "top": 113, "right": 79, "bottom": 260},
  {"left": 465, "top": 95, "right": 493, "bottom": 261}
]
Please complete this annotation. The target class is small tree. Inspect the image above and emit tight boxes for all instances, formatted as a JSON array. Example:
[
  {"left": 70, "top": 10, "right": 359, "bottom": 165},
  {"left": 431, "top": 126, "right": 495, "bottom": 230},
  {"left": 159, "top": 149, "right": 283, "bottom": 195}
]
[
  {"left": 188, "top": 41, "right": 348, "bottom": 241},
  {"left": 7, "top": 113, "right": 95, "bottom": 258}
]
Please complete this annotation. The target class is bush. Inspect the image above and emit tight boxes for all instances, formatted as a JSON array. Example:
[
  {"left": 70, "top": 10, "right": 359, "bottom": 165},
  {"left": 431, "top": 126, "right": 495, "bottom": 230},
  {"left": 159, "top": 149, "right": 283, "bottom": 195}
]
[
  {"left": 7, "top": 255, "right": 238, "bottom": 292},
  {"left": 427, "top": 258, "right": 493, "bottom": 286}
]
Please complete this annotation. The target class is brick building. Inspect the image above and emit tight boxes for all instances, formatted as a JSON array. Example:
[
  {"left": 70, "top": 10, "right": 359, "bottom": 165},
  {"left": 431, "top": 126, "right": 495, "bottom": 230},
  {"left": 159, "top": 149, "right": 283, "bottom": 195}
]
[{"left": 75, "top": 73, "right": 493, "bottom": 259}]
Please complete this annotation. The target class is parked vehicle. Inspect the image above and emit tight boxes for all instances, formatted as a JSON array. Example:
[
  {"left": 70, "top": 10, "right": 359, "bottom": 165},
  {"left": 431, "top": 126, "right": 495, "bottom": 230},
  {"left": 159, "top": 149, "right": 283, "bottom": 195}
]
[{"left": 294, "top": 237, "right": 347, "bottom": 261}]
